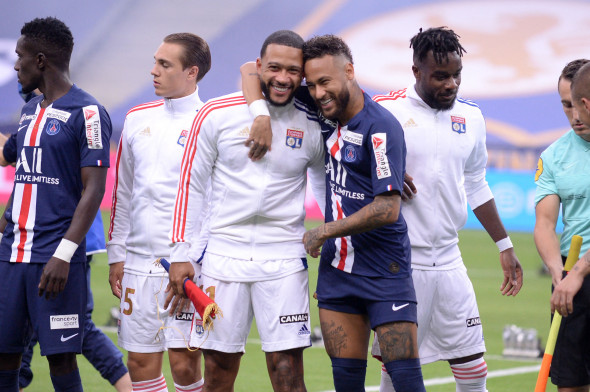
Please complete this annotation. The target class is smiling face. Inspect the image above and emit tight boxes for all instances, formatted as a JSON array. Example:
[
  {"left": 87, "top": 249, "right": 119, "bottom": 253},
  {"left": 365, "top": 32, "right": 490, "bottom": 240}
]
[
  {"left": 413, "top": 50, "right": 462, "bottom": 110},
  {"left": 151, "top": 41, "right": 198, "bottom": 99},
  {"left": 14, "top": 36, "right": 41, "bottom": 94},
  {"left": 558, "top": 77, "right": 590, "bottom": 141},
  {"left": 304, "top": 54, "right": 352, "bottom": 123},
  {"left": 257, "top": 43, "right": 303, "bottom": 106}
]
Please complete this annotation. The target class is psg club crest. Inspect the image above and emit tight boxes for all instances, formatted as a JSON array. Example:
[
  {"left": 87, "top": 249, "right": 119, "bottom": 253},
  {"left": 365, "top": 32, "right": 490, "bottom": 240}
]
[
  {"left": 451, "top": 116, "right": 466, "bottom": 134},
  {"left": 286, "top": 128, "right": 303, "bottom": 149},
  {"left": 45, "top": 119, "right": 61, "bottom": 135},
  {"left": 177, "top": 130, "right": 188, "bottom": 147},
  {"left": 344, "top": 145, "right": 357, "bottom": 162}
]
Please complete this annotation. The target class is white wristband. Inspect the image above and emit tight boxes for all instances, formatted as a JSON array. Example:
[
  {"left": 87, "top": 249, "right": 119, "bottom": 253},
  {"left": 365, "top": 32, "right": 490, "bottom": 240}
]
[
  {"left": 53, "top": 238, "right": 78, "bottom": 263},
  {"left": 249, "top": 99, "right": 270, "bottom": 118},
  {"left": 0, "top": 232, "right": 3, "bottom": 242},
  {"left": 496, "top": 237, "right": 513, "bottom": 252}
]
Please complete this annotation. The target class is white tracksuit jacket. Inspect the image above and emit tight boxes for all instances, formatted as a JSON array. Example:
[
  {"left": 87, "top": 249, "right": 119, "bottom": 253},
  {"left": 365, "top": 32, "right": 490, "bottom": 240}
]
[
  {"left": 374, "top": 85, "right": 493, "bottom": 269},
  {"left": 171, "top": 92, "right": 326, "bottom": 281},
  {"left": 107, "top": 89, "right": 207, "bottom": 274}
]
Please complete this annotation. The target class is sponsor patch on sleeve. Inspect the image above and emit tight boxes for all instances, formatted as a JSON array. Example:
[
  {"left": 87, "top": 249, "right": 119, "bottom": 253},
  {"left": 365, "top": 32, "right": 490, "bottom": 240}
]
[
  {"left": 371, "top": 133, "right": 391, "bottom": 179},
  {"left": 535, "top": 157, "right": 543, "bottom": 181},
  {"left": 83, "top": 105, "right": 103, "bottom": 150}
]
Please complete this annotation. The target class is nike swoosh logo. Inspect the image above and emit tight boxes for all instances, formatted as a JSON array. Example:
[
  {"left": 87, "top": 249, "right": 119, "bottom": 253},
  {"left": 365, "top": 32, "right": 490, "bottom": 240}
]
[
  {"left": 392, "top": 303, "right": 409, "bottom": 312},
  {"left": 60, "top": 333, "right": 79, "bottom": 342},
  {"left": 17, "top": 125, "right": 27, "bottom": 132}
]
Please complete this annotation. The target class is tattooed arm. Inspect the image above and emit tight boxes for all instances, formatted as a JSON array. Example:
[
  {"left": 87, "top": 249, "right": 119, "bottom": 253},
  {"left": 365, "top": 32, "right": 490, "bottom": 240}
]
[{"left": 303, "top": 191, "right": 400, "bottom": 257}]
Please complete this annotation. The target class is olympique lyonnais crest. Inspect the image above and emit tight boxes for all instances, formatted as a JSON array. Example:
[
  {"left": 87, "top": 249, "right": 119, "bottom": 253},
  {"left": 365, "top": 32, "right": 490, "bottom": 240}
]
[
  {"left": 451, "top": 116, "right": 466, "bottom": 134},
  {"left": 286, "top": 128, "right": 303, "bottom": 149},
  {"left": 177, "top": 130, "right": 188, "bottom": 147}
]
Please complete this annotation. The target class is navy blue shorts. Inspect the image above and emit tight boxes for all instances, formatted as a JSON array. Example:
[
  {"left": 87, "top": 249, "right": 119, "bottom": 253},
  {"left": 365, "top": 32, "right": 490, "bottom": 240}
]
[
  {"left": 551, "top": 262, "right": 590, "bottom": 387},
  {"left": 0, "top": 262, "right": 87, "bottom": 356},
  {"left": 316, "top": 261, "right": 417, "bottom": 329}
]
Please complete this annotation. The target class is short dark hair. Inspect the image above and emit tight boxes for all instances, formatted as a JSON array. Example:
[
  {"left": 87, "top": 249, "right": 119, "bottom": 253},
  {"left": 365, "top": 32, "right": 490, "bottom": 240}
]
[
  {"left": 559, "top": 59, "right": 590, "bottom": 83},
  {"left": 571, "top": 62, "right": 590, "bottom": 102},
  {"left": 302, "top": 34, "right": 353, "bottom": 64},
  {"left": 21, "top": 17, "right": 74, "bottom": 66},
  {"left": 260, "top": 30, "right": 304, "bottom": 58},
  {"left": 163, "top": 33, "right": 211, "bottom": 82},
  {"left": 410, "top": 26, "right": 465, "bottom": 65}
]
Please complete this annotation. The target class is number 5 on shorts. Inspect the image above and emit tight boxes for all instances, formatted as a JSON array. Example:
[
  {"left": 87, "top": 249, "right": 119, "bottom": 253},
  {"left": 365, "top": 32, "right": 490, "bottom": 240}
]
[{"left": 122, "top": 287, "right": 135, "bottom": 315}]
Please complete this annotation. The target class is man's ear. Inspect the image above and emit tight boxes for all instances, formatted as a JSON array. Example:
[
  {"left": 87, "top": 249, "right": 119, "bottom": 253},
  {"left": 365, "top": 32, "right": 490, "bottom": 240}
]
[
  {"left": 187, "top": 65, "right": 199, "bottom": 81},
  {"left": 582, "top": 97, "right": 590, "bottom": 113},
  {"left": 36, "top": 52, "right": 46, "bottom": 70}
]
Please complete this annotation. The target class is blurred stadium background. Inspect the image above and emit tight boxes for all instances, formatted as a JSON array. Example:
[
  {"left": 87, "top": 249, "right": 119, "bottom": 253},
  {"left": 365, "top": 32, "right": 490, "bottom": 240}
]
[{"left": 2, "top": 0, "right": 590, "bottom": 231}]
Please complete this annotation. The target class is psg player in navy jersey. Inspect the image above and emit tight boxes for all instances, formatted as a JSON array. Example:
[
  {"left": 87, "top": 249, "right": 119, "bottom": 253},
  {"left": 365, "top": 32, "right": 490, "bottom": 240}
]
[
  {"left": 300, "top": 34, "right": 426, "bottom": 392},
  {"left": 0, "top": 17, "right": 111, "bottom": 392}
]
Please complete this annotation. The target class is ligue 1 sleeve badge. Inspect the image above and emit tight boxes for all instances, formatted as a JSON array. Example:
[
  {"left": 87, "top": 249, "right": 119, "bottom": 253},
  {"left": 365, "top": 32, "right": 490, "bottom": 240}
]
[
  {"left": 286, "top": 128, "right": 304, "bottom": 149},
  {"left": 451, "top": 116, "right": 466, "bottom": 134}
]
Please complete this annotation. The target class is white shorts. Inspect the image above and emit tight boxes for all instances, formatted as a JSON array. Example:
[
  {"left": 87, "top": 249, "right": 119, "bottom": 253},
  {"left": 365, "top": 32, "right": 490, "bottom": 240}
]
[
  {"left": 190, "top": 269, "right": 311, "bottom": 353},
  {"left": 118, "top": 270, "right": 202, "bottom": 353},
  {"left": 372, "top": 265, "right": 485, "bottom": 364}
]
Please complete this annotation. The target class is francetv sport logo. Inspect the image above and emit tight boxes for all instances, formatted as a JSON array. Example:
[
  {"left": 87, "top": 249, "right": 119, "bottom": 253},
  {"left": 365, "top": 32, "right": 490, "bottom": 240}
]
[{"left": 50, "top": 314, "right": 79, "bottom": 330}]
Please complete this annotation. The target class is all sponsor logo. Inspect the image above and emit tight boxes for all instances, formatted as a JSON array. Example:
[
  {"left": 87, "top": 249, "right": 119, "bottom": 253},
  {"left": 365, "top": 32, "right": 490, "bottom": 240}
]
[
  {"left": 46, "top": 108, "right": 71, "bottom": 123},
  {"left": 50, "top": 314, "right": 79, "bottom": 330},
  {"left": 343, "top": 131, "right": 363, "bottom": 145},
  {"left": 177, "top": 130, "right": 188, "bottom": 147},
  {"left": 466, "top": 317, "right": 481, "bottom": 327},
  {"left": 371, "top": 133, "right": 391, "bottom": 179},
  {"left": 279, "top": 313, "right": 309, "bottom": 324},
  {"left": 45, "top": 119, "right": 61, "bottom": 135},
  {"left": 286, "top": 128, "right": 303, "bottom": 149},
  {"left": 83, "top": 105, "right": 103, "bottom": 150},
  {"left": 19, "top": 113, "right": 37, "bottom": 125},
  {"left": 344, "top": 145, "right": 357, "bottom": 162},
  {"left": 451, "top": 116, "right": 466, "bottom": 134},
  {"left": 298, "top": 324, "right": 311, "bottom": 336},
  {"left": 175, "top": 312, "right": 194, "bottom": 321}
]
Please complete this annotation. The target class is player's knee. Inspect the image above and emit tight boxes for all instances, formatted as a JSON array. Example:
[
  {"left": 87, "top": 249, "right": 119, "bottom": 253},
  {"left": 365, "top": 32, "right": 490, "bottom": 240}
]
[
  {"left": 169, "top": 351, "right": 200, "bottom": 382},
  {"left": 0, "top": 353, "right": 22, "bottom": 371},
  {"left": 203, "top": 350, "right": 241, "bottom": 374},
  {"left": 383, "top": 358, "right": 425, "bottom": 392},
  {"left": 266, "top": 349, "right": 305, "bottom": 391},
  {"left": 46, "top": 353, "right": 77, "bottom": 376},
  {"left": 330, "top": 357, "right": 367, "bottom": 392}
]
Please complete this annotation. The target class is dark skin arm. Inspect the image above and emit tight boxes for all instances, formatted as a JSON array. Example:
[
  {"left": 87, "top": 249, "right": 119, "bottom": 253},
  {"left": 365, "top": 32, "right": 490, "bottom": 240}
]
[
  {"left": 39, "top": 166, "right": 107, "bottom": 298},
  {"left": 303, "top": 191, "right": 401, "bottom": 257},
  {"left": 473, "top": 198, "right": 523, "bottom": 296},
  {"left": 240, "top": 61, "right": 272, "bottom": 161}
]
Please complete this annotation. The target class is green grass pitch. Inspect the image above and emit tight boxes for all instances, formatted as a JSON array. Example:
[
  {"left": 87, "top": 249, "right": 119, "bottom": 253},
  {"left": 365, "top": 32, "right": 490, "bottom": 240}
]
[{"left": 23, "top": 219, "right": 552, "bottom": 391}]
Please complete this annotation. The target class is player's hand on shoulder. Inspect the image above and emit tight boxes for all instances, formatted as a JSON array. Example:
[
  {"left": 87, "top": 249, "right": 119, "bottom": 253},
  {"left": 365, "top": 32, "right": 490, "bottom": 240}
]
[
  {"left": 38, "top": 257, "right": 70, "bottom": 299},
  {"left": 499, "top": 248, "right": 523, "bottom": 296},
  {"left": 108, "top": 262, "right": 125, "bottom": 299},
  {"left": 401, "top": 172, "right": 417, "bottom": 201},
  {"left": 246, "top": 115, "right": 272, "bottom": 161}
]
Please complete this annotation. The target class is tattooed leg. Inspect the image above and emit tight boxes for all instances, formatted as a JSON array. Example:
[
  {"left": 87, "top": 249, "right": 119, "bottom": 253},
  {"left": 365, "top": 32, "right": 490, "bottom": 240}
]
[
  {"left": 375, "top": 321, "right": 419, "bottom": 363},
  {"left": 319, "top": 308, "right": 371, "bottom": 359},
  {"left": 265, "top": 348, "right": 306, "bottom": 392}
]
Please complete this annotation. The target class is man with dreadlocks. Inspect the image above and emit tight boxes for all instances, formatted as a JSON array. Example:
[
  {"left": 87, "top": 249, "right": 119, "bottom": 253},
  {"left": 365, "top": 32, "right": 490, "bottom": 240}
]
[{"left": 372, "top": 26, "right": 523, "bottom": 391}]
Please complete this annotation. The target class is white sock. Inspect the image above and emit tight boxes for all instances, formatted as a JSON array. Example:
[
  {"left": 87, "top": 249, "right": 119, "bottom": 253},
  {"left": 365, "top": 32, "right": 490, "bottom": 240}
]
[
  {"left": 450, "top": 358, "right": 488, "bottom": 392},
  {"left": 175, "top": 378, "right": 204, "bottom": 392},
  {"left": 132, "top": 374, "right": 168, "bottom": 392},
  {"left": 380, "top": 364, "right": 396, "bottom": 392}
]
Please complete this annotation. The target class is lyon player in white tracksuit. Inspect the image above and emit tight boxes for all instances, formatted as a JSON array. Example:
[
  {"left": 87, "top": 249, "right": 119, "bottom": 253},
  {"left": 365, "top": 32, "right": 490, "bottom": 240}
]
[{"left": 171, "top": 91, "right": 325, "bottom": 353}]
